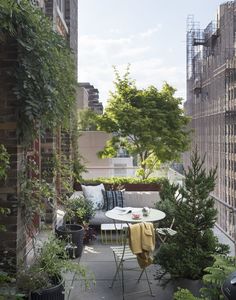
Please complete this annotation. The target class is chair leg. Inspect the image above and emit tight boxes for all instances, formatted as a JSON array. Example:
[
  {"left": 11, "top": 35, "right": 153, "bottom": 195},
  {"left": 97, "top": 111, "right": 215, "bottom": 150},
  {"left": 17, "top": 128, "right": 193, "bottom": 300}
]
[
  {"left": 144, "top": 268, "right": 155, "bottom": 297},
  {"left": 110, "top": 255, "right": 122, "bottom": 288},
  {"left": 121, "top": 261, "right": 125, "bottom": 300},
  {"left": 137, "top": 268, "right": 145, "bottom": 282}
]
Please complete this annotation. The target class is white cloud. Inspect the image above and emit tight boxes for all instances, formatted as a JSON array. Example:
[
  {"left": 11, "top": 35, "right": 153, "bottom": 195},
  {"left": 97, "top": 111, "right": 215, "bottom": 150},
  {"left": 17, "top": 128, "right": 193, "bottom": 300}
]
[
  {"left": 139, "top": 25, "right": 162, "bottom": 38},
  {"left": 78, "top": 31, "right": 185, "bottom": 106}
]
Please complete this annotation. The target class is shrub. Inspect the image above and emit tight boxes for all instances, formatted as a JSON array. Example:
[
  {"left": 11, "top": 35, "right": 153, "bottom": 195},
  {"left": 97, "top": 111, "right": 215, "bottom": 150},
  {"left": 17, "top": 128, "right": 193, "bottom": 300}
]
[
  {"left": 64, "top": 196, "right": 95, "bottom": 224},
  {"left": 155, "top": 151, "right": 229, "bottom": 280}
]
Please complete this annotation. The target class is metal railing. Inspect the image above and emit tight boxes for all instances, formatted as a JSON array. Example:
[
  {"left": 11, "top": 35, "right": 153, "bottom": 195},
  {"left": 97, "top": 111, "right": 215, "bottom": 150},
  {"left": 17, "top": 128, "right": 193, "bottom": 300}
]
[{"left": 213, "top": 195, "right": 236, "bottom": 255}]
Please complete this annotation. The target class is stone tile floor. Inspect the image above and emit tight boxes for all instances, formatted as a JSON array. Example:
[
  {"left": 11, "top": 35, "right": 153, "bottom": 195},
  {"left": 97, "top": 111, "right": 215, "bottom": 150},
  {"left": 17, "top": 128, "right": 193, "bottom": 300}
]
[
  {"left": 66, "top": 241, "right": 174, "bottom": 300},
  {"left": 64, "top": 227, "right": 234, "bottom": 300}
]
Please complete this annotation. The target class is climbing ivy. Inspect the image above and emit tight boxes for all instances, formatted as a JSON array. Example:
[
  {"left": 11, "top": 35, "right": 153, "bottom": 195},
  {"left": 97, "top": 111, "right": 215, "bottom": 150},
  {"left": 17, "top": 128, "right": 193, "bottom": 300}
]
[{"left": 0, "top": 0, "right": 76, "bottom": 143}]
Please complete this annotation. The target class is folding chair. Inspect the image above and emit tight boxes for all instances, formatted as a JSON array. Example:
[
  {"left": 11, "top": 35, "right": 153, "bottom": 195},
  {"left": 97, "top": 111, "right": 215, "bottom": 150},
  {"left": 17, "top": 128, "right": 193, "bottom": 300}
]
[
  {"left": 156, "top": 217, "right": 177, "bottom": 243},
  {"left": 110, "top": 226, "right": 154, "bottom": 300}
]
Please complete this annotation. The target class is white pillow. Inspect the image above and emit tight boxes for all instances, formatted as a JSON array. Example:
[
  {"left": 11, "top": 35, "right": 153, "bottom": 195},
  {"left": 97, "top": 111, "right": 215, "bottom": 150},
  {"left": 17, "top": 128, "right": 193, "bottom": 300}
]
[{"left": 81, "top": 184, "right": 105, "bottom": 210}]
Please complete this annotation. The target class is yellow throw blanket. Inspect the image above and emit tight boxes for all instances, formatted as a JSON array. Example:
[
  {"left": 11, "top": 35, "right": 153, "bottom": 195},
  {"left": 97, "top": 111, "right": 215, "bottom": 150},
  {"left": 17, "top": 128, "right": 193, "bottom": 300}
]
[{"left": 129, "top": 222, "right": 155, "bottom": 268}]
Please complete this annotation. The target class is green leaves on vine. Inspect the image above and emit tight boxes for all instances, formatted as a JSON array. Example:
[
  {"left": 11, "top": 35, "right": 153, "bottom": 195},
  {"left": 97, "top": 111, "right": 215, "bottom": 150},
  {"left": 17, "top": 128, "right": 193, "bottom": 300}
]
[{"left": 0, "top": 0, "right": 76, "bottom": 143}]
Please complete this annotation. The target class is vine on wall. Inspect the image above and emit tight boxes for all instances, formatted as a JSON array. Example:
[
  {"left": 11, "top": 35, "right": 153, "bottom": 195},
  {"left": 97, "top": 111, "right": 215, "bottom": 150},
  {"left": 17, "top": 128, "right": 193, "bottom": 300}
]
[{"left": 0, "top": 0, "right": 76, "bottom": 144}]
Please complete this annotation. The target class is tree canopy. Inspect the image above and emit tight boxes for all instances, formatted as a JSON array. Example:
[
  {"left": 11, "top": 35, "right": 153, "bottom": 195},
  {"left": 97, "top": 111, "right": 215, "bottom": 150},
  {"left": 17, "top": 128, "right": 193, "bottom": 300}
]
[{"left": 98, "top": 67, "right": 190, "bottom": 179}]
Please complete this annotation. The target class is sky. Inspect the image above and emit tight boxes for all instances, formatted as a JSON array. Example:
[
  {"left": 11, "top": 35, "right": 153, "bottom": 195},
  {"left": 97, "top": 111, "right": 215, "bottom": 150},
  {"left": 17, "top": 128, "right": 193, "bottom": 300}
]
[{"left": 78, "top": 0, "right": 224, "bottom": 107}]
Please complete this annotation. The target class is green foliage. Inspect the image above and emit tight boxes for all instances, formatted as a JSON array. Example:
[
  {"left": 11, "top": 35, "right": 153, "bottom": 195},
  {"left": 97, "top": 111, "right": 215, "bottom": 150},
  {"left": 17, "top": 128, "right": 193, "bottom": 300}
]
[
  {"left": 98, "top": 66, "right": 190, "bottom": 179},
  {"left": 64, "top": 196, "right": 95, "bottom": 224},
  {"left": 17, "top": 237, "right": 92, "bottom": 294},
  {"left": 155, "top": 151, "right": 229, "bottom": 280},
  {"left": 173, "top": 255, "right": 236, "bottom": 300},
  {"left": 19, "top": 158, "right": 55, "bottom": 235},
  {"left": 156, "top": 179, "right": 179, "bottom": 228},
  {"left": 80, "top": 176, "right": 165, "bottom": 185},
  {"left": 72, "top": 111, "right": 87, "bottom": 180},
  {"left": 174, "top": 288, "right": 203, "bottom": 300},
  {"left": 0, "top": 144, "right": 10, "bottom": 181},
  {"left": 0, "top": 145, "right": 10, "bottom": 231},
  {"left": 200, "top": 255, "right": 236, "bottom": 300},
  {"left": 78, "top": 108, "right": 99, "bottom": 131},
  {"left": 0, "top": 0, "right": 76, "bottom": 143}
]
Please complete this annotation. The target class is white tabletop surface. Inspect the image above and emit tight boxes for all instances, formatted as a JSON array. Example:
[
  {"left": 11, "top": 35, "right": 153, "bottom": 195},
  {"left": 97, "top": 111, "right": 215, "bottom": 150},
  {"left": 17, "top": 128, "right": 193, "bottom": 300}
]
[{"left": 105, "top": 207, "right": 166, "bottom": 223}]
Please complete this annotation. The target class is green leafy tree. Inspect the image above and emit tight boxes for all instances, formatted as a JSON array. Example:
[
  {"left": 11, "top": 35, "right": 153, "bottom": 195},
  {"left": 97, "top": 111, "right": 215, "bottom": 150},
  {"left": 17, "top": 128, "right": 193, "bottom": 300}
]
[
  {"left": 98, "top": 67, "right": 190, "bottom": 179},
  {"left": 78, "top": 109, "right": 99, "bottom": 131},
  {"left": 155, "top": 150, "right": 229, "bottom": 279}
]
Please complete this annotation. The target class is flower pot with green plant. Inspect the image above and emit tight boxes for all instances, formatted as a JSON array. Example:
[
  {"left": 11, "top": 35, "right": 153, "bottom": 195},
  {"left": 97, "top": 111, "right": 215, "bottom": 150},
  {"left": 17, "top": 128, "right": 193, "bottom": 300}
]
[
  {"left": 155, "top": 150, "right": 229, "bottom": 292},
  {"left": 17, "top": 237, "right": 91, "bottom": 300},
  {"left": 56, "top": 195, "right": 96, "bottom": 257}
]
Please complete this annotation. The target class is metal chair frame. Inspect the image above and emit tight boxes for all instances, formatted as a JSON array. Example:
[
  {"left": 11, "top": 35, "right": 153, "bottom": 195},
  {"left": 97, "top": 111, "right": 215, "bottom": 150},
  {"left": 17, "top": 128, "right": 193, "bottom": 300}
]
[
  {"left": 110, "top": 224, "right": 155, "bottom": 300},
  {"left": 156, "top": 217, "right": 177, "bottom": 243}
]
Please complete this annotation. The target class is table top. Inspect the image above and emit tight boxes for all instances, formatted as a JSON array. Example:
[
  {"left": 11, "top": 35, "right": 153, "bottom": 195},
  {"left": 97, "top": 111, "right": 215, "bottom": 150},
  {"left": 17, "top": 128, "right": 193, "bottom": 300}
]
[{"left": 105, "top": 207, "right": 166, "bottom": 223}]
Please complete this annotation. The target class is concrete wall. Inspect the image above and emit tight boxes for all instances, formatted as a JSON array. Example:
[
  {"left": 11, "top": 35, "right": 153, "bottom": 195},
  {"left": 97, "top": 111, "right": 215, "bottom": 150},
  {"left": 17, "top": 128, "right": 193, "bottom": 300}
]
[
  {"left": 77, "top": 86, "right": 89, "bottom": 109},
  {"left": 78, "top": 131, "right": 137, "bottom": 179},
  {"left": 78, "top": 131, "right": 113, "bottom": 178}
]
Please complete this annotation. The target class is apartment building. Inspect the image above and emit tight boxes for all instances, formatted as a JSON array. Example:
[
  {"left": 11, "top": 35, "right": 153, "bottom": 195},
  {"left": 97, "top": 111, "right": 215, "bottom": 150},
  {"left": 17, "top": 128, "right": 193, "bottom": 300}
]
[
  {"left": 78, "top": 82, "right": 104, "bottom": 114},
  {"left": 184, "top": 1, "right": 236, "bottom": 241}
]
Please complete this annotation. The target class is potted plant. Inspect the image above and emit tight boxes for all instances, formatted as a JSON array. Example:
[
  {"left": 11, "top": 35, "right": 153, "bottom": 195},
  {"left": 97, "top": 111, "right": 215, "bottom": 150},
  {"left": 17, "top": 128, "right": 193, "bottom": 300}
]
[
  {"left": 56, "top": 195, "right": 95, "bottom": 257},
  {"left": 155, "top": 151, "right": 229, "bottom": 293},
  {"left": 17, "top": 237, "right": 91, "bottom": 299}
]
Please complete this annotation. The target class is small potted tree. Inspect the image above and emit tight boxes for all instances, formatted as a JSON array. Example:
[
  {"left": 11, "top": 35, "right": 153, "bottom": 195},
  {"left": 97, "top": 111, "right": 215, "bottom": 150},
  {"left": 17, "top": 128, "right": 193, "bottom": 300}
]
[
  {"left": 17, "top": 237, "right": 91, "bottom": 299},
  {"left": 155, "top": 150, "right": 229, "bottom": 294},
  {"left": 56, "top": 195, "right": 95, "bottom": 258}
]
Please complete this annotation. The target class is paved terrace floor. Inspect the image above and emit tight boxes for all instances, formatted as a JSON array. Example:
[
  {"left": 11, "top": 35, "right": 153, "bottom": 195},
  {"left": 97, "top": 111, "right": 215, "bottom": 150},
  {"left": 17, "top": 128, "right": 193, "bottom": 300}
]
[
  {"left": 64, "top": 226, "right": 234, "bottom": 300},
  {"left": 65, "top": 236, "right": 203, "bottom": 300}
]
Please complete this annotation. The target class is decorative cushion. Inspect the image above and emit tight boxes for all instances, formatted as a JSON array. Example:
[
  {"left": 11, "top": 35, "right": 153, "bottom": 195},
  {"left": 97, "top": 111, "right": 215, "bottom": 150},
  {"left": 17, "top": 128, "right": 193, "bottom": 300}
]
[
  {"left": 81, "top": 184, "right": 105, "bottom": 210},
  {"left": 102, "top": 190, "right": 124, "bottom": 211}
]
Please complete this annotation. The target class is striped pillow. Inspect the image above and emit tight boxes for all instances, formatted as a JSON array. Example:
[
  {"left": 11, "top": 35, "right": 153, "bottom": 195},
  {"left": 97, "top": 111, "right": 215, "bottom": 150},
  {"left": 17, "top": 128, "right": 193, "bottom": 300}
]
[{"left": 102, "top": 190, "right": 124, "bottom": 211}]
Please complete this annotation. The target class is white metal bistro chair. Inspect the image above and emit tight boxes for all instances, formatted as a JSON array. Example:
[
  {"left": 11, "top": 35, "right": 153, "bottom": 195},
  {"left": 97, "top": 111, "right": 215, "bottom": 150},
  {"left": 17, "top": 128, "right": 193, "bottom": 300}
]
[
  {"left": 110, "top": 226, "right": 154, "bottom": 300},
  {"left": 156, "top": 217, "right": 177, "bottom": 243}
]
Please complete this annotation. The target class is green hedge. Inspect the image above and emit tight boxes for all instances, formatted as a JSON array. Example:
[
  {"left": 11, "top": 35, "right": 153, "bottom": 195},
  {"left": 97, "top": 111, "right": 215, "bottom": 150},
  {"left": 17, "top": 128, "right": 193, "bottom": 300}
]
[{"left": 79, "top": 177, "right": 166, "bottom": 185}]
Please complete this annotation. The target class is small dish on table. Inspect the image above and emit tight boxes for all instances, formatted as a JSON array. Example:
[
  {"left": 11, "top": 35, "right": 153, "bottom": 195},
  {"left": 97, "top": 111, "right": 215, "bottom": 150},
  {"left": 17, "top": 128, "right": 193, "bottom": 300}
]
[{"left": 131, "top": 213, "right": 142, "bottom": 220}]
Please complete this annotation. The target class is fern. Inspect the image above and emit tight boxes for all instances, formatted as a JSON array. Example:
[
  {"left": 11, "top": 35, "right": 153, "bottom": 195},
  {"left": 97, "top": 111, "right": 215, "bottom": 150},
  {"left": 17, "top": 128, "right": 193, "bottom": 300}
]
[{"left": 200, "top": 255, "right": 236, "bottom": 300}]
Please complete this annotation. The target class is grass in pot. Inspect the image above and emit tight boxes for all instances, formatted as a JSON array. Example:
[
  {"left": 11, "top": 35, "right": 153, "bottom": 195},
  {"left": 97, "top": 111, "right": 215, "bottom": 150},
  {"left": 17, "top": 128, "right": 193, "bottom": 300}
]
[{"left": 17, "top": 237, "right": 91, "bottom": 299}]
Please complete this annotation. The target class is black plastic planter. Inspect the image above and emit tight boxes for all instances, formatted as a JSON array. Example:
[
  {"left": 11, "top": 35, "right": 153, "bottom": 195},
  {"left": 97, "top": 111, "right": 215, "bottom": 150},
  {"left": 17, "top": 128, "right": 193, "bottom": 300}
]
[
  {"left": 55, "top": 224, "right": 84, "bottom": 258},
  {"left": 30, "top": 279, "right": 64, "bottom": 300}
]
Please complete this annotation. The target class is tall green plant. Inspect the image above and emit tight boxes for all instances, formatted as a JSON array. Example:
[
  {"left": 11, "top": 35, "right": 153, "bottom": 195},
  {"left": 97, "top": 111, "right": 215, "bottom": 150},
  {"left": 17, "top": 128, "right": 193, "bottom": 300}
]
[
  {"left": 0, "top": 0, "right": 76, "bottom": 143},
  {"left": 155, "top": 151, "right": 229, "bottom": 279}
]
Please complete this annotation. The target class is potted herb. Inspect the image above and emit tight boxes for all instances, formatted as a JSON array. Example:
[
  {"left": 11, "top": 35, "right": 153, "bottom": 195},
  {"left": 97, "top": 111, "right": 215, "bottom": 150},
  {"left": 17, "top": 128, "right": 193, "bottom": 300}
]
[
  {"left": 56, "top": 196, "right": 95, "bottom": 257},
  {"left": 17, "top": 237, "right": 91, "bottom": 299}
]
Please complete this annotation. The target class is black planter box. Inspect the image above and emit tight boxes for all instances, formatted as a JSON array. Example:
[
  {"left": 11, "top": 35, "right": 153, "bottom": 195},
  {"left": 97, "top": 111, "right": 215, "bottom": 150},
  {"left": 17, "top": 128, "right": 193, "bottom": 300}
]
[
  {"left": 30, "top": 279, "right": 64, "bottom": 300},
  {"left": 55, "top": 224, "right": 84, "bottom": 258}
]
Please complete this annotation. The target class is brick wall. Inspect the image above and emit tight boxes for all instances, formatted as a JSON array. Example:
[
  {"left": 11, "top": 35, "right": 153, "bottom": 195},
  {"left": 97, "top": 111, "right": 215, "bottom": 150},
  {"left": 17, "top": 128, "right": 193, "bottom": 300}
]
[{"left": 0, "top": 36, "right": 25, "bottom": 272}]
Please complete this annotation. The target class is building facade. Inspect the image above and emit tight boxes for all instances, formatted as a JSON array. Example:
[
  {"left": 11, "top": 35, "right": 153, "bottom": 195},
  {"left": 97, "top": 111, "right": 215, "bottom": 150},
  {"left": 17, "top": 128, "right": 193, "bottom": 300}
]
[
  {"left": 78, "top": 82, "right": 104, "bottom": 114},
  {"left": 184, "top": 1, "right": 236, "bottom": 241},
  {"left": 0, "top": 0, "right": 78, "bottom": 270}
]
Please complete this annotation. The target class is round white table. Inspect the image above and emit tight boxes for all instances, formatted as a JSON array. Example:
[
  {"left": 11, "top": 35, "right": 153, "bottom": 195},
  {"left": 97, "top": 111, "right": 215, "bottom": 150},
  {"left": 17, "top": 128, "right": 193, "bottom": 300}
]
[{"left": 105, "top": 207, "right": 166, "bottom": 223}]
